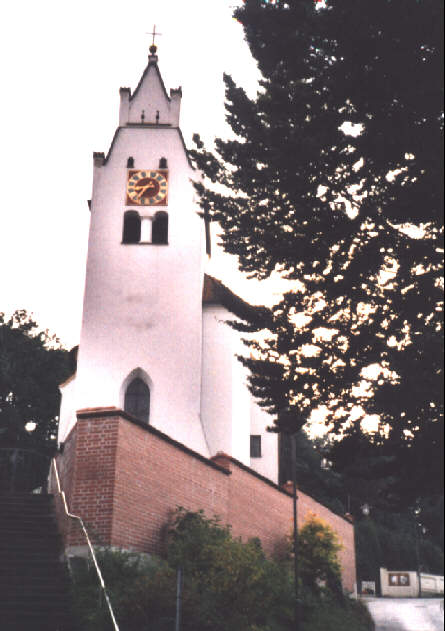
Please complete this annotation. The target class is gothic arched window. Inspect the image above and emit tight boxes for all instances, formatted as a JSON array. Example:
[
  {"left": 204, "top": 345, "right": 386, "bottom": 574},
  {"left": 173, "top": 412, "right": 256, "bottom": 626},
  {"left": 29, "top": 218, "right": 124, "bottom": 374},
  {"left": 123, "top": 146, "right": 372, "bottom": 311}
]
[
  {"left": 152, "top": 211, "right": 168, "bottom": 244},
  {"left": 124, "top": 378, "right": 150, "bottom": 423},
  {"left": 122, "top": 211, "right": 141, "bottom": 244}
]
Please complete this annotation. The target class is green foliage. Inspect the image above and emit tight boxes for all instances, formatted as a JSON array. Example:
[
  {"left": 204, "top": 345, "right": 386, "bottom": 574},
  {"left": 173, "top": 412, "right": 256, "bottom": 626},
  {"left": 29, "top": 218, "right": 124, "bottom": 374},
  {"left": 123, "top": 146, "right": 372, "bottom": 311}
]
[
  {"left": 355, "top": 512, "right": 444, "bottom": 589},
  {"left": 303, "top": 598, "right": 374, "bottom": 631},
  {"left": 167, "top": 508, "right": 294, "bottom": 631},
  {"left": 298, "top": 514, "right": 343, "bottom": 598},
  {"left": 325, "top": 426, "right": 444, "bottom": 579},
  {"left": 71, "top": 509, "right": 373, "bottom": 631},
  {"left": 280, "top": 431, "right": 346, "bottom": 516},
  {"left": 0, "top": 310, "right": 71, "bottom": 445},
  {"left": 70, "top": 550, "right": 176, "bottom": 631},
  {"left": 191, "top": 0, "right": 444, "bottom": 508}
]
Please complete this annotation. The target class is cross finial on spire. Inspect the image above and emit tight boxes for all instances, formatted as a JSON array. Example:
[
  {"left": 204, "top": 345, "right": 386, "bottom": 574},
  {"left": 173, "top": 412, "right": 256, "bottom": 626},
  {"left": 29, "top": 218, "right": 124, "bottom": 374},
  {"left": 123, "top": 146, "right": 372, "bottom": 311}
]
[{"left": 146, "top": 24, "right": 162, "bottom": 54}]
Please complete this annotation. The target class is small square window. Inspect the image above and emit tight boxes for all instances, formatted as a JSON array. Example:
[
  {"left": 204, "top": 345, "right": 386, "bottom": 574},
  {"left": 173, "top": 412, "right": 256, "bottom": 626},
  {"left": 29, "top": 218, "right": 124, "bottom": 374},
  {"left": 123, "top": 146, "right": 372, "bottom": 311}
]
[{"left": 250, "top": 435, "right": 262, "bottom": 458}]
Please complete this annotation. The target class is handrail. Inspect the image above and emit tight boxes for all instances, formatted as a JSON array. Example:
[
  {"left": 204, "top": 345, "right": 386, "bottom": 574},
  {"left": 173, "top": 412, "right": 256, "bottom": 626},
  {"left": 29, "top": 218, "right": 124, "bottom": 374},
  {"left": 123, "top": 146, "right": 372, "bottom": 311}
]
[{"left": 50, "top": 458, "right": 120, "bottom": 631}]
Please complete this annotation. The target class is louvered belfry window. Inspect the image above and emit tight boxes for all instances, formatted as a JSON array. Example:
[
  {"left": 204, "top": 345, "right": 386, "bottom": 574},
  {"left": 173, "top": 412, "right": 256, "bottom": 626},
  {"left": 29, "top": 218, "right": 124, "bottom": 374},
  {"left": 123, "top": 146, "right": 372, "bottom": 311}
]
[
  {"left": 122, "top": 211, "right": 141, "bottom": 244},
  {"left": 152, "top": 211, "right": 168, "bottom": 244}
]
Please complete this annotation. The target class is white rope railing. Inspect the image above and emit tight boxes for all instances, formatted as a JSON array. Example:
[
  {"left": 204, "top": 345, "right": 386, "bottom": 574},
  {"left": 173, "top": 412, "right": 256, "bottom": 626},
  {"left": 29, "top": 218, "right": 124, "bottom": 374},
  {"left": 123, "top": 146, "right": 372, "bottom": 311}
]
[{"left": 50, "top": 458, "right": 120, "bottom": 631}]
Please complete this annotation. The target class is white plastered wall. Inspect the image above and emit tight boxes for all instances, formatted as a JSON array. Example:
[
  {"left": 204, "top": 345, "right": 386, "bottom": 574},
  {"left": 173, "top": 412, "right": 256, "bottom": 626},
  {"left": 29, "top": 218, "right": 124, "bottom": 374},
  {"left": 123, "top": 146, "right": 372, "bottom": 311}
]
[
  {"left": 58, "top": 375, "right": 77, "bottom": 440},
  {"left": 58, "top": 120, "right": 208, "bottom": 456},
  {"left": 249, "top": 400, "right": 278, "bottom": 482},
  {"left": 201, "top": 305, "right": 235, "bottom": 457},
  {"left": 201, "top": 304, "right": 278, "bottom": 481}
]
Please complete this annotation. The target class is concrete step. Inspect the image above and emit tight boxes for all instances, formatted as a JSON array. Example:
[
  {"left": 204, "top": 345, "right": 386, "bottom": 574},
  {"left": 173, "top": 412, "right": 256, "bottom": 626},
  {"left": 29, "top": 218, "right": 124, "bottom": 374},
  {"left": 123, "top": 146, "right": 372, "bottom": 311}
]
[{"left": 0, "top": 493, "right": 75, "bottom": 631}]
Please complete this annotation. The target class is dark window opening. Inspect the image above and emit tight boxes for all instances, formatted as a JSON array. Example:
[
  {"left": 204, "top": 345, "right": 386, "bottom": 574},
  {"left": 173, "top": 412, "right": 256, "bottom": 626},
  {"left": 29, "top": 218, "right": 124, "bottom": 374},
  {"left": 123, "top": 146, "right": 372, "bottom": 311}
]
[
  {"left": 127, "top": 156, "right": 134, "bottom": 168},
  {"left": 152, "top": 211, "right": 168, "bottom": 244},
  {"left": 250, "top": 435, "right": 262, "bottom": 458},
  {"left": 159, "top": 157, "right": 168, "bottom": 169},
  {"left": 123, "top": 211, "right": 141, "bottom": 244},
  {"left": 124, "top": 377, "right": 150, "bottom": 423}
]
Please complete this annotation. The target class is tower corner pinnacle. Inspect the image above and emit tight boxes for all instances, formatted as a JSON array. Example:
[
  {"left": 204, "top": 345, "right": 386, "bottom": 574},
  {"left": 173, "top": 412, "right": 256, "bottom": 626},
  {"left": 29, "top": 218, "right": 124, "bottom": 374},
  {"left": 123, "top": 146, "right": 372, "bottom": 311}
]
[
  {"left": 170, "top": 87, "right": 182, "bottom": 99},
  {"left": 93, "top": 152, "right": 105, "bottom": 167}
]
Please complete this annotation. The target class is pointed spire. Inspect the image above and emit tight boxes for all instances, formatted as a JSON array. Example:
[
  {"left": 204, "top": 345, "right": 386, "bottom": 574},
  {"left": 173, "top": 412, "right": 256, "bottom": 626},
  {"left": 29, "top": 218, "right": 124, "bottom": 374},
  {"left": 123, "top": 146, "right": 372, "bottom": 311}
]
[{"left": 118, "top": 27, "right": 181, "bottom": 127}]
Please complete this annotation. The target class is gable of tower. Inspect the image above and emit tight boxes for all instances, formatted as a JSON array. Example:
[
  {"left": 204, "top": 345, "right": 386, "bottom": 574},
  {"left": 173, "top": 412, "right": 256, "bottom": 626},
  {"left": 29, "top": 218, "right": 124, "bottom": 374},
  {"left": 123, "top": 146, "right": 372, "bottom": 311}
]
[{"left": 119, "top": 50, "right": 182, "bottom": 128}]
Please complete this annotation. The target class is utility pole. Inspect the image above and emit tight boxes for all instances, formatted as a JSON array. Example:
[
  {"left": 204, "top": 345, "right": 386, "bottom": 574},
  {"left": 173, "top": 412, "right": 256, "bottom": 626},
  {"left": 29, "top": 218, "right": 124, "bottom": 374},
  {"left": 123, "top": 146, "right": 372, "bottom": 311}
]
[
  {"left": 291, "top": 432, "right": 299, "bottom": 631},
  {"left": 175, "top": 567, "right": 183, "bottom": 631}
]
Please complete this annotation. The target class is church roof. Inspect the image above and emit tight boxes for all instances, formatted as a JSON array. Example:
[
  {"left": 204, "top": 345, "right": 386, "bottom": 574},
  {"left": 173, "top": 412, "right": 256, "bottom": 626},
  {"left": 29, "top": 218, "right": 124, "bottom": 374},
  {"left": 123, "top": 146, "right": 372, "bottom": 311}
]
[{"left": 202, "top": 275, "right": 270, "bottom": 325}]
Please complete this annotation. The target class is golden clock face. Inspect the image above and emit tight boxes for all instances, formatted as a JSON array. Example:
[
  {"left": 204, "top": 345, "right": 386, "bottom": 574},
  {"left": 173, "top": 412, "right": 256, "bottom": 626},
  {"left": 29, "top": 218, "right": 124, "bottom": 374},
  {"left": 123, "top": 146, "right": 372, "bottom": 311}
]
[{"left": 126, "top": 170, "right": 168, "bottom": 206}]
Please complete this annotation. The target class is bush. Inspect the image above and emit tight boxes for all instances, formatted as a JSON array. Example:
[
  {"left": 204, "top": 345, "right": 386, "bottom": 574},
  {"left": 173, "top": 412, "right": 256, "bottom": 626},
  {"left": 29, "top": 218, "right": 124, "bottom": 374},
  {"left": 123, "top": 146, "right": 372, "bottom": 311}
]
[
  {"left": 70, "top": 509, "right": 373, "bottom": 631},
  {"left": 70, "top": 550, "right": 175, "bottom": 631},
  {"left": 298, "top": 513, "right": 343, "bottom": 600},
  {"left": 167, "top": 508, "right": 294, "bottom": 631}
]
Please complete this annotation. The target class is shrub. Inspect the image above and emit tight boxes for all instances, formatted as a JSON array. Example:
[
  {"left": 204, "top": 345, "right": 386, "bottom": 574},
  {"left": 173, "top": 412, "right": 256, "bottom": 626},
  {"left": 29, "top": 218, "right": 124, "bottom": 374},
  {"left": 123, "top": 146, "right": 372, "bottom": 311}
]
[{"left": 70, "top": 509, "right": 373, "bottom": 631}]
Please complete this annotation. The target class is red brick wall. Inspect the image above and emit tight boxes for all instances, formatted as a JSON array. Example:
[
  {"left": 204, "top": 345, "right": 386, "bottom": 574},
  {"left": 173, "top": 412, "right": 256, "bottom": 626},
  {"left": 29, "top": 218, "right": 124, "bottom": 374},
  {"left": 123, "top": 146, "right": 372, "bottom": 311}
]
[
  {"left": 60, "top": 410, "right": 356, "bottom": 592},
  {"left": 111, "top": 412, "right": 230, "bottom": 551},
  {"left": 50, "top": 424, "right": 80, "bottom": 545},
  {"left": 70, "top": 414, "right": 119, "bottom": 546}
]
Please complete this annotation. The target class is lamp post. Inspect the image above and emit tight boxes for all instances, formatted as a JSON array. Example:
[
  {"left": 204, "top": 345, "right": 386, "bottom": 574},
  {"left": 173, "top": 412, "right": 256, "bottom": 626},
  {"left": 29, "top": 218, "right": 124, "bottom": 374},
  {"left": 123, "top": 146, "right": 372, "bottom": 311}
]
[
  {"left": 291, "top": 432, "right": 300, "bottom": 631},
  {"left": 414, "top": 512, "right": 427, "bottom": 598},
  {"left": 360, "top": 503, "right": 375, "bottom": 595},
  {"left": 175, "top": 566, "right": 183, "bottom": 631},
  {"left": 280, "top": 404, "right": 302, "bottom": 631}
]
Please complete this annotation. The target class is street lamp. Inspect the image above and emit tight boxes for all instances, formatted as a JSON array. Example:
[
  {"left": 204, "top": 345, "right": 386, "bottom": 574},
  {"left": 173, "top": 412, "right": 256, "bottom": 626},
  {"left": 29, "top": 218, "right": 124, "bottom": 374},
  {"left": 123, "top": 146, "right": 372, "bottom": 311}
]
[
  {"left": 414, "top": 512, "right": 427, "bottom": 598},
  {"left": 361, "top": 503, "right": 370, "bottom": 517},
  {"left": 359, "top": 503, "right": 377, "bottom": 595},
  {"left": 280, "top": 405, "right": 304, "bottom": 631}
]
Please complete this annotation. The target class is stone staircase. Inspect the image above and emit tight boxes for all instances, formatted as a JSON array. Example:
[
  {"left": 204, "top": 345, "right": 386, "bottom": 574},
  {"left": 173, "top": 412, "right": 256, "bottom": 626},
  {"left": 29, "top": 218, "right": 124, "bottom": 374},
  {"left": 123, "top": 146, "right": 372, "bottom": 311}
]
[{"left": 0, "top": 493, "right": 75, "bottom": 631}]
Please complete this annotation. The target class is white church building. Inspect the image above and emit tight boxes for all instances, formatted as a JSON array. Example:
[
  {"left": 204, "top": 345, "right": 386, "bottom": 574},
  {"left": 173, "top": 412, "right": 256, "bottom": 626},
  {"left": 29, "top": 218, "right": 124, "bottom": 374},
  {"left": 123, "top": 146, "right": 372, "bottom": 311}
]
[{"left": 58, "top": 43, "right": 278, "bottom": 483}]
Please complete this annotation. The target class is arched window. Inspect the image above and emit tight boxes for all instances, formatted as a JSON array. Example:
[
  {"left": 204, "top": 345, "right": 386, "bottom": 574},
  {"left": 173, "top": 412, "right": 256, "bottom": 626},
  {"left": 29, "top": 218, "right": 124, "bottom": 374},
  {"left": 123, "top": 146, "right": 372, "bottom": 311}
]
[
  {"left": 152, "top": 211, "right": 168, "bottom": 244},
  {"left": 124, "top": 378, "right": 150, "bottom": 422},
  {"left": 159, "top": 157, "right": 168, "bottom": 169},
  {"left": 122, "top": 211, "right": 141, "bottom": 244}
]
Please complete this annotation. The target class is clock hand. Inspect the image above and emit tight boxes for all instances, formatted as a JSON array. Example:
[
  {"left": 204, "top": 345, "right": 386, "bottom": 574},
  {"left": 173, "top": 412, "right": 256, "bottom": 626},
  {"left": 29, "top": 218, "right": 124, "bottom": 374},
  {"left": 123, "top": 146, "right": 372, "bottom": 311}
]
[
  {"left": 137, "top": 185, "right": 150, "bottom": 199},
  {"left": 134, "top": 182, "right": 156, "bottom": 198}
]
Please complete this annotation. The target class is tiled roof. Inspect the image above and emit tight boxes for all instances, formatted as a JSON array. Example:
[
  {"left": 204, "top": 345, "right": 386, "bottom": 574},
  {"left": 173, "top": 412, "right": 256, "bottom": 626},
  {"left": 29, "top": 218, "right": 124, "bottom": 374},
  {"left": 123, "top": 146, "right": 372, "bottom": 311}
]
[{"left": 202, "top": 274, "right": 270, "bottom": 325}]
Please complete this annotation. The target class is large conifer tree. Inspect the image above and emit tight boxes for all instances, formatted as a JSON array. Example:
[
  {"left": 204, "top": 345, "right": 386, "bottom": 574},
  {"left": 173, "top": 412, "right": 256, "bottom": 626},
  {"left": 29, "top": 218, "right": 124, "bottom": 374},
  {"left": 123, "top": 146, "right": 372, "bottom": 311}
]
[{"left": 191, "top": 0, "right": 443, "bottom": 500}]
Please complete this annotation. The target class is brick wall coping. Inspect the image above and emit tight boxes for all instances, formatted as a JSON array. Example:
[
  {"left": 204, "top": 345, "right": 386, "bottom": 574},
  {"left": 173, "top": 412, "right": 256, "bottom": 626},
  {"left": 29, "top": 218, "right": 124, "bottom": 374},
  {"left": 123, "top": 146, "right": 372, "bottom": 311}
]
[
  {"left": 218, "top": 452, "right": 295, "bottom": 497},
  {"left": 75, "top": 407, "right": 232, "bottom": 476},
  {"left": 217, "top": 454, "right": 353, "bottom": 524}
]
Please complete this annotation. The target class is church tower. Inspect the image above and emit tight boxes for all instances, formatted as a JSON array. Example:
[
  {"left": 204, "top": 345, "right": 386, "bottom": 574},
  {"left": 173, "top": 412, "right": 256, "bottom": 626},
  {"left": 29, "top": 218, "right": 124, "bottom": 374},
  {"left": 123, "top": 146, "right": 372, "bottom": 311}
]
[
  {"left": 58, "top": 41, "right": 280, "bottom": 485},
  {"left": 58, "top": 44, "right": 208, "bottom": 455}
]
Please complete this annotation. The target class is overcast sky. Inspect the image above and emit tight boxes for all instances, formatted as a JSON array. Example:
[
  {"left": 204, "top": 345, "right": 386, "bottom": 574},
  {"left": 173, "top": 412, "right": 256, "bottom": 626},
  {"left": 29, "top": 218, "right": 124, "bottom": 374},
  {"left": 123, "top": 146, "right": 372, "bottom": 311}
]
[{"left": 1, "top": 0, "right": 293, "bottom": 348}]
